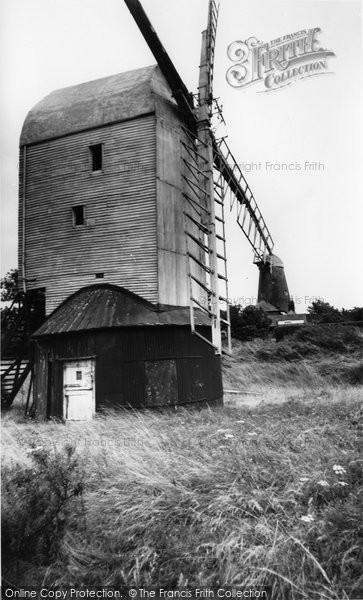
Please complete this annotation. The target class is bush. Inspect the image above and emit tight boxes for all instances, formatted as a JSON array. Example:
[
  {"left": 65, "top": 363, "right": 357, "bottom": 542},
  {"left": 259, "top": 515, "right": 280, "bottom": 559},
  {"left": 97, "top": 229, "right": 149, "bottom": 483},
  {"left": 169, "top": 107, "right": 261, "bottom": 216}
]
[
  {"left": 2, "top": 443, "right": 85, "bottom": 567},
  {"left": 256, "top": 340, "right": 318, "bottom": 362},
  {"left": 256, "top": 325, "right": 362, "bottom": 362},
  {"left": 345, "top": 362, "right": 363, "bottom": 385},
  {"left": 294, "top": 325, "right": 362, "bottom": 353},
  {"left": 307, "top": 300, "right": 363, "bottom": 326},
  {"left": 342, "top": 307, "right": 363, "bottom": 323},
  {"left": 307, "top": 300, "right": 343, "bottom": 324},
  {"left": 230, "top": 304, "right": 271, "bottom": 341},
  {"left": 252, "top": 325, "right": 363, "bottom": 390}
]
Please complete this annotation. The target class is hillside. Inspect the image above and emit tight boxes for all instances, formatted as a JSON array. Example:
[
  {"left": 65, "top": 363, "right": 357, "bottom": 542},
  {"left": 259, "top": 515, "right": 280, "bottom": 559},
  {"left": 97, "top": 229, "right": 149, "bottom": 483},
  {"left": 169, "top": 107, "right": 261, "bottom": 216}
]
[{"left": 223, "top": 324, "right": 363, "bottom": 394}]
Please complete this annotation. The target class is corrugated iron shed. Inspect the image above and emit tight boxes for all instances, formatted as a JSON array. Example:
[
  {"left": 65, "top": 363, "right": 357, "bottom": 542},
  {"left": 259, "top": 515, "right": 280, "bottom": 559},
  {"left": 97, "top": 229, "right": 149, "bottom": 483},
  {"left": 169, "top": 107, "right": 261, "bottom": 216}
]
[
  {"left": 20, "top": 65, "right": 174, "bottom": 145},
  {"left": 33, "top": 284, "right": 210, "bottom": 337}
]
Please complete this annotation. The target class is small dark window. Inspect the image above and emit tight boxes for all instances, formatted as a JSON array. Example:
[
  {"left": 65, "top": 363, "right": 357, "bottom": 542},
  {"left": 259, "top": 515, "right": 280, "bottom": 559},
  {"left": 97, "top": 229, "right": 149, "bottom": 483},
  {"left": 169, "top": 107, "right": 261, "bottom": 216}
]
[
  {"left": 90, "top": 144, "right": 103, "bottom": 172},
  {"left": 72, "top": 205, "right": 85, "bottom": 226},
  {"left": 76, "top": 371, "right": 82, "bottom": 380},
  {"left": 95, "top": 273, "right": 104, "bottom": 279}
]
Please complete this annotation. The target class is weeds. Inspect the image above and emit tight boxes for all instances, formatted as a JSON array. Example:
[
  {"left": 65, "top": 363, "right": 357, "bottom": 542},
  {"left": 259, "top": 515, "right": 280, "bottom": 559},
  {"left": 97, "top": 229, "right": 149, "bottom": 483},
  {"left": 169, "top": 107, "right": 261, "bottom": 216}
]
[
  {"left": 223, "top": 326, "right": 363, "bottom": 390},
  {"left": 1, "top": 395, "right": 362, "bottom": 597},
  {"left": 1, "top": 329, "right": 362, "bottom": 597},
  {"left": 2, "top": 441, "right": 85, "bottom": 570}
]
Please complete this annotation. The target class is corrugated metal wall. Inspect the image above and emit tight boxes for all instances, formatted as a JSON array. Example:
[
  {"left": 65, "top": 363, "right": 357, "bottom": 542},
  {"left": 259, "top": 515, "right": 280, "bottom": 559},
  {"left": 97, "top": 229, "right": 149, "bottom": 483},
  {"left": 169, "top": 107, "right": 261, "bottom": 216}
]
[
  {"left": 19, "top": 115, "right": 157, "bottom": 314},
  {"left": 34, "top": 326, "right": 223, "bottom": 415}
]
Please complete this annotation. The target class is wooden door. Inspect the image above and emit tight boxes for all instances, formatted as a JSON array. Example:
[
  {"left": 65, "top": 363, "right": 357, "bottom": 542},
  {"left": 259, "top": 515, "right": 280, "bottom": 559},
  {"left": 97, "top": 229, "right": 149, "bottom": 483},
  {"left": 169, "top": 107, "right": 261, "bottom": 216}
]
[{"left": 63, "top": 359, "right": 95, "bottom": 420}]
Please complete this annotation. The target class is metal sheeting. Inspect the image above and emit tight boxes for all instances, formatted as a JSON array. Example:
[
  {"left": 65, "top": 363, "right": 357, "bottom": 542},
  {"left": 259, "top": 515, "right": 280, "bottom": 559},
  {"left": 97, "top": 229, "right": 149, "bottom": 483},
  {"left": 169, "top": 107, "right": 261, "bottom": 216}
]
[
  {"left": 33, "top": 284, "right": 211, "bottom": 337},
  {"left": 34, "top": 325, "right": 223, "bottom": 413},
  {"left": 19, "top": 115, "right": 158, "bottom": 314}
]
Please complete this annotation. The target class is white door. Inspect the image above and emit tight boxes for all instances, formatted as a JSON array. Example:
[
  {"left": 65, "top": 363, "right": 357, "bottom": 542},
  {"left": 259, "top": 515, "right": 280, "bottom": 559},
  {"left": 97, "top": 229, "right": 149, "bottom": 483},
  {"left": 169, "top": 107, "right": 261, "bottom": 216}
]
[{"left": 63, "top": 359, "right": 95, "bottom": 420}]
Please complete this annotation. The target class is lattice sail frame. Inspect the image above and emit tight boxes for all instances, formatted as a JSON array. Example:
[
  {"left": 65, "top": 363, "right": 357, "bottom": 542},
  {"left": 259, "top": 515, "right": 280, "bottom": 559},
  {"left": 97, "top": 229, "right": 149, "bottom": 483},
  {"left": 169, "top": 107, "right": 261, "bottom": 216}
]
[
  {"left": 213, "top": 137, "right": 275, "bottom": 263},
  {"left": 180, "top": 0, "right": 233, "bottom": 355},
  {"left": 182, "top": 124, "right": 231, "bottom": 355},
  {"left": 124, "top": 0, "right": 276, "bottom": 355},
  {"left": 183, "top": 0, "right": 276, "bottom": 355}
]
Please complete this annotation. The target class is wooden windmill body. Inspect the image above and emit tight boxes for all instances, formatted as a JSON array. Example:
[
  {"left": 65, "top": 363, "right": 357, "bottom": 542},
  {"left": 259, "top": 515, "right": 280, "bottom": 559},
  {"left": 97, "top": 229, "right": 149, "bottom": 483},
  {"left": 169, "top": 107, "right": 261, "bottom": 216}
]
[{"left": 2, "top": 0, "right": 292, "bottom": 415}]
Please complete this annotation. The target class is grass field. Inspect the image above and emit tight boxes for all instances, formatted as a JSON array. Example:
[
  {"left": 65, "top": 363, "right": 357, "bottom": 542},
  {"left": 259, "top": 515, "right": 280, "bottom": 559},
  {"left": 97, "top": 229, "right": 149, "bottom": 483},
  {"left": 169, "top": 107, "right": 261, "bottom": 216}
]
[{"left": 2, "top": 326, "right": 363, "bottom": 598}]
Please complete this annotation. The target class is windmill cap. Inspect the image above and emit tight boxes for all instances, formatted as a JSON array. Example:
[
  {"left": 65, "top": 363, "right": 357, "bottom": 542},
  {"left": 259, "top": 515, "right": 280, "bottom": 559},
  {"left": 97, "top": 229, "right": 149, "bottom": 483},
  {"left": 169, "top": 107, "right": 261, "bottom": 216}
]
[
  {"left": 20, "top": 65, "right": 174, "bottom": 146},
  {"left": 266, "top": 254, "right": 284, "bottom": 268}
]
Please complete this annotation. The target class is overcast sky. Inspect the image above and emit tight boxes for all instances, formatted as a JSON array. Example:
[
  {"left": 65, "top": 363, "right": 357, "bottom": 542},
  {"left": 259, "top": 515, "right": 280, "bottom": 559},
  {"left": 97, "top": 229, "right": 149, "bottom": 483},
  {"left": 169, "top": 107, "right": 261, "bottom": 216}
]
[{"left": 0, "top": 0, "right": 362, "bottom": 311}]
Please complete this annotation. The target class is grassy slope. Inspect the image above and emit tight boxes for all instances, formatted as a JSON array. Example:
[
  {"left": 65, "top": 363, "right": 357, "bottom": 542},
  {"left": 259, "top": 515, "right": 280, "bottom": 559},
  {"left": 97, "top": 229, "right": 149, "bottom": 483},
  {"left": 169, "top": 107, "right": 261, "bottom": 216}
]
[
  {"left": 2, "top": 327, "right": 363, "bottom": 598},
  {"left": 223, "top": 325, "right": 363, "bottom": 393}
]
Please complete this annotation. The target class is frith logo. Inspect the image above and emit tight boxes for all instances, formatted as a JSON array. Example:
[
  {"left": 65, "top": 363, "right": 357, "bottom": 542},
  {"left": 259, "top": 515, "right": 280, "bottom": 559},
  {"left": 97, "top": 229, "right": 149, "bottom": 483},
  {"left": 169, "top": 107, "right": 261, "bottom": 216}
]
[{"left": 226, "top": 28, "right": 335, "bottom": 92}]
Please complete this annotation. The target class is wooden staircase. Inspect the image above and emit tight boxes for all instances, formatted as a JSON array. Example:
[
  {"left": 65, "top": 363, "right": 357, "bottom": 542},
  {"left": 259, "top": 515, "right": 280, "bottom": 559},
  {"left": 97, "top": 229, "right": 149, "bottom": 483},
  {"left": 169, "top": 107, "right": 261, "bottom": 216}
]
[
  {"left": 1, "top": 291, "right": 45, "bottom": 410},
  {"left": 1, "top": 357, "right": 31, "bottom": 409}
]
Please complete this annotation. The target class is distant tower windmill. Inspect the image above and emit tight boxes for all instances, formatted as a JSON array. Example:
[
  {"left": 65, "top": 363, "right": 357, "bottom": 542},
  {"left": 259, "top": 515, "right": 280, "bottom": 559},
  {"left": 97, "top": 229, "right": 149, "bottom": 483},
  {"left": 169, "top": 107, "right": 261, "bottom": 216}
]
[{"left": 124, "top": 0, "right": 288, "bottom": 353}]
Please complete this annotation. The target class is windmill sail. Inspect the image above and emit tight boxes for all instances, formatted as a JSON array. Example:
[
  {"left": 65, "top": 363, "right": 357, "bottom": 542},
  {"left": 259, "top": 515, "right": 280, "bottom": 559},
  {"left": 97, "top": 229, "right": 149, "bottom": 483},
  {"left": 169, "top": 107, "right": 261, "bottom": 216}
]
[
  {"left": 124, "top": 0, "right": 286, "bottom": 353},
  {"left": 123, "top": 0, "right": 196, "bottom": 131},
  {"left": 183, "top": 0, "right": 230, "bottom": 353},
  {"left": 213, "top": 136, "right": 274, "bottom": 261},
  {"left": 199, "top": 0, "right": 220, "bottom": 109}
]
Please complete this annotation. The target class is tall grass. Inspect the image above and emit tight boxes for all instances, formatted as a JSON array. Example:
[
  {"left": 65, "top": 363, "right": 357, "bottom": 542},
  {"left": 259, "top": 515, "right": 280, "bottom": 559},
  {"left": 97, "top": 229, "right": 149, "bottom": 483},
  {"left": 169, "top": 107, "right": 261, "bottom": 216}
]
[
  {"left": 2, "top": 394, "right": 362, "bottom": 598},
  {"left": 2, "top": 326, "right": 362, "bottom": 595},
  {"left": 223, "top": 325, "right": 363, "bottom": 392}
]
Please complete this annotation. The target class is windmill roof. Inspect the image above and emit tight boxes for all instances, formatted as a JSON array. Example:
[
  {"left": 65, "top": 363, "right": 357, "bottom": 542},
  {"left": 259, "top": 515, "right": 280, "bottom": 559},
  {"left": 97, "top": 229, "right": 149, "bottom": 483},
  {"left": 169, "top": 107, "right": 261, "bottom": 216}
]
[
  {"left": 266, "top": 254, "right": 284, "bottom": 268},
  {"left": 33, "top": 284, "right": 210, "bottom": 337},
  {"left": 20, "top": 65, "right": 175, "bottom": 145}
]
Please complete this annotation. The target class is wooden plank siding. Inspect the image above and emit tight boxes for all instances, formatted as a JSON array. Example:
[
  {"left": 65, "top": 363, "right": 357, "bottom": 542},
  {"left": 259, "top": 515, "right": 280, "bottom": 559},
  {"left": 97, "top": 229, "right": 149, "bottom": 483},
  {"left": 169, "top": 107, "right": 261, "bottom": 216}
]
[
  {"left": 19, "top": 77, "right": 208, "bottom": 314},
  {"left": 155, "top": 100, "right": 206, "bottom": 307},
  {"left": 156, "top": 109, "right": 189, "bottom": 306},
  {"left": 19, "top": 115, "right": 158, "bottom": 314}
]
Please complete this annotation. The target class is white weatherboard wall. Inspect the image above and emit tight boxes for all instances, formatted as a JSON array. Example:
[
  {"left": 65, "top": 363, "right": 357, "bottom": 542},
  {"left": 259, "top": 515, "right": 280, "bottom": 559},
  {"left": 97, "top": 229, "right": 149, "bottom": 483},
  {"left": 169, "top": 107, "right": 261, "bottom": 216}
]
[
  {"left": 19, "top": 66, "right": 207, "bottom": 315},
  {"left": 19, "top": 115, "right": 158, "bottom": 314}
]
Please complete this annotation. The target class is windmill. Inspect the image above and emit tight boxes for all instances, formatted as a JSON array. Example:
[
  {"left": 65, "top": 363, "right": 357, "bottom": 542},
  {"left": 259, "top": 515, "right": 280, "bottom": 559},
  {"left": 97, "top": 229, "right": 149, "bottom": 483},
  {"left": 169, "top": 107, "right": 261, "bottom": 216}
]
[
  {"left": 124, "top": 0, "right": 289, "bottom": 354},
  {"left": 1, "top": 0, "right": 294, "bottom": 413}
]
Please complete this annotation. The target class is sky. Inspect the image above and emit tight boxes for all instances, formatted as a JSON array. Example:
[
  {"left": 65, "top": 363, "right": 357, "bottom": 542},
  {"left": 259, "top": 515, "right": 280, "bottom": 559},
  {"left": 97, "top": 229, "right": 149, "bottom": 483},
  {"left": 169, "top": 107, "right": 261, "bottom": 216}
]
[{"left": 0, "top": 0, "right": 362, "bottom": 311}]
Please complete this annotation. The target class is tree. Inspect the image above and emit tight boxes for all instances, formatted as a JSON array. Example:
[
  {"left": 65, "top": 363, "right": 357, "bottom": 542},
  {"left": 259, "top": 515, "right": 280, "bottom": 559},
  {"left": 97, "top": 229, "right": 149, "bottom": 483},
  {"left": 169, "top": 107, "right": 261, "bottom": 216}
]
[
  {"left": 341, "top": 307, "right": 363, "bottom": 323},
  {"left": 307, "top": 300, "right": 363, "bottom": 324},
  {"left": 230, "top": 304, "right": 271, "bottom": 341},
  {"left": 1, "top": 269, "right": 19, "bottom": 302},
  {"left": 1, "top": 269, "right": 21, "bottom": 337},
  {"left": 307, "top": 300, "right": 343, "bottom": 324}
]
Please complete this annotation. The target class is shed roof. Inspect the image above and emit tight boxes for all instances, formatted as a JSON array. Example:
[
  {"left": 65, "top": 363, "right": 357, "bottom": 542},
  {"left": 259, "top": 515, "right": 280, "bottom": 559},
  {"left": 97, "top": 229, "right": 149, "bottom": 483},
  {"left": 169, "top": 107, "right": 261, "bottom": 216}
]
[
  {"left": 33, "top": 284, "right": 210, "bottom": 337},
  {"left": 256, "top": 300, "right": 280, "bottom": 313},
  {"left": 20, "top": 65, "right": 175, "bottom": 145}
]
